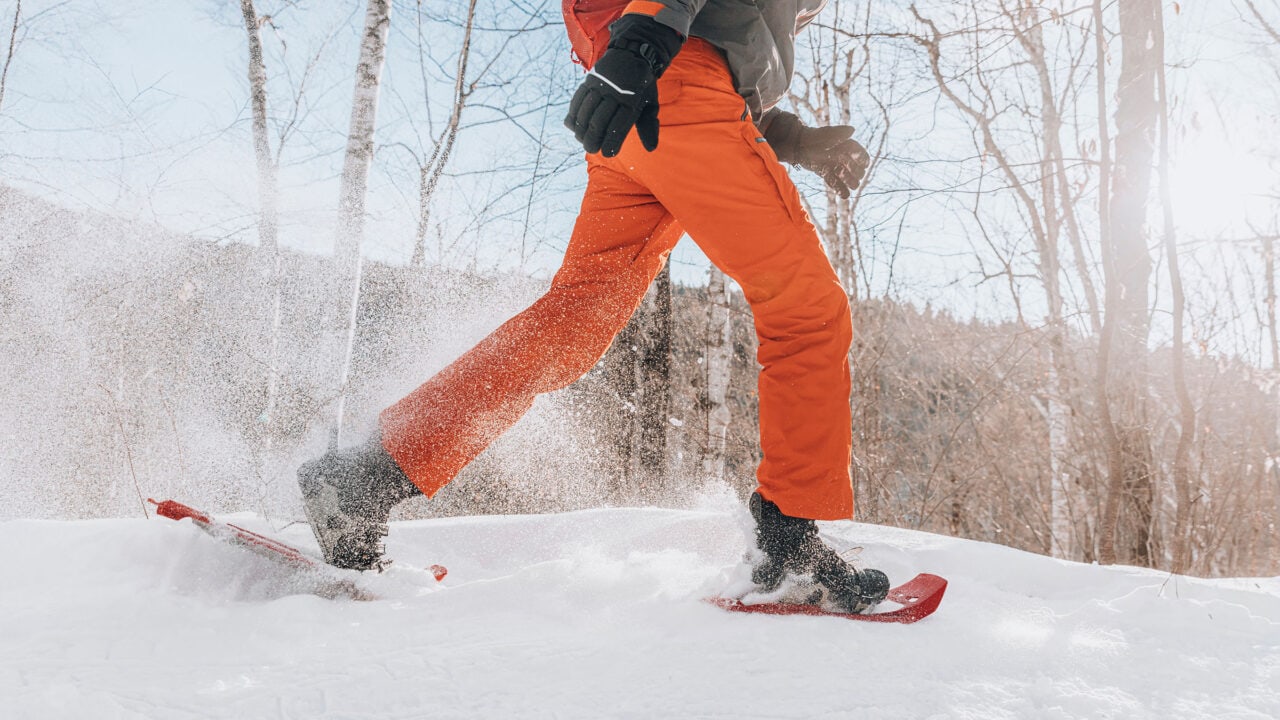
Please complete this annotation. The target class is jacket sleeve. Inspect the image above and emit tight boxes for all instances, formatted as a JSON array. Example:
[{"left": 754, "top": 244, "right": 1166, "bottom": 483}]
[{"left": 619, "top": 0, "right": 708, "bottom": 38}]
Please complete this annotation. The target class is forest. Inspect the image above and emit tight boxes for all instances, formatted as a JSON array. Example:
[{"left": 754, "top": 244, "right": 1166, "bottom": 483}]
[{"left": 2, "top": 0, "right": 1279, "bottom": 579}]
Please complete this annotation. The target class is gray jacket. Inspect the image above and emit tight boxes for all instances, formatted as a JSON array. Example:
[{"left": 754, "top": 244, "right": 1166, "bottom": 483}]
[{"left": 644, "top": 0, "right": 826, "bottom": 119}]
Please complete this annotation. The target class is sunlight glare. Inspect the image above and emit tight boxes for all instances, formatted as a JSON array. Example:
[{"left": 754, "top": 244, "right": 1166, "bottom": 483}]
[{"left": 1168, "top": 133, "right": 1277, "bottom": 238}]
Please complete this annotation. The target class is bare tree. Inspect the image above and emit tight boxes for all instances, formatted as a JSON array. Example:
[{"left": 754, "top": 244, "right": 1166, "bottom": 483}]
[
  {"left": 1089, "top": 0, "right": 1120, "bottom": 568},
  {"left": 999, "top": 0, "right": 1097, "bottom": 560},
  {"left": 410, "top": 0, "right": 478, "bottom": 268},
  {"left": 909, "top": 1, "right": 1095, "bottom": 558},
  {"left": 239, "top": 0, "right": 279, "bottom": 255},
  {"left": 0, "top": 0, "right": 19, "bottom": 115},
  {"left": 233, "top": 0, "right": 336, "bottom": 465},
  {"left": 237, "top": 0, "right": 285, "bottom": 464},
  {"left": 1243, "top": 0, "right": 1280, "bottom": 45},
  {"left": 1097, "top": 0, "right": 1160, "bottom": 566},
  {"left": 383, "top": 1, "right": 558, "bottom": 269},
  {"left": 603, "top": 264, "right": 674, "bottom": 501},
  {"left": 790, "top": 0, "right": 905, "bottom": 523},
  {"left": 335, "top": 0, "right": 391, "bottom": 265},
  {"left": 331, "top": 0, "right": 391, "bottom": 444},
  {"left": 790, "top": 0, "right": 908, "bottom": 303},
  {"left": 1265, "top": 232, "right": 1279, "bottom": 369},
  {"left": 636, "top": 264, "right": 673, "bottom": 496},
  {"left": 1152, "top": 1, "right": 1197, "bottom": 574}
]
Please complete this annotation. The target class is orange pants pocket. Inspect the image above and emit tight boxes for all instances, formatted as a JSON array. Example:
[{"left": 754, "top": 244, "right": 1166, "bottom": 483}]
[{"left": 738, "top": 123, "right": 803, "bottom": 224}]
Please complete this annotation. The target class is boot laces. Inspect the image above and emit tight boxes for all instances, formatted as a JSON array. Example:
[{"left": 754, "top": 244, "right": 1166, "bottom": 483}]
[{"left": 832, "top": 543, "right": 865, "bottom": 567}]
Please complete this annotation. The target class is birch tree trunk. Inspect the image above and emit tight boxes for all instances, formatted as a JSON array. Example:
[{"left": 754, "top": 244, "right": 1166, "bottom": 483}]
[
  {"left": 1098, "top": 0, "right": 1159, "bottom": 566},
  {"left": 240, "top": 0, "right": 278, "bottom": 254},
  {"left": 331, "top": 0, "right": 391, "bottom": 444},
  {"left": 702, "top": 266, "right": 733, "bottom": 482},
  {"left": 238, "top": 0, "right": 285, "bottom": 450},
  {"left": 1007, "top": 3, "right": 1079, "bottom": 560}
]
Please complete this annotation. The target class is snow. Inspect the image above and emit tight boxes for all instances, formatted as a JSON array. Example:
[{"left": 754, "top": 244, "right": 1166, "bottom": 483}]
[{"left": 3, "top": 498, "right": 1278, "bottom": 719}]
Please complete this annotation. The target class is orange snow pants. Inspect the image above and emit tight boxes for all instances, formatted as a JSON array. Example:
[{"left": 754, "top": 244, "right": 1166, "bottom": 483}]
[{"left": 380, "top": 39, "right": 855, "bottom": 520}]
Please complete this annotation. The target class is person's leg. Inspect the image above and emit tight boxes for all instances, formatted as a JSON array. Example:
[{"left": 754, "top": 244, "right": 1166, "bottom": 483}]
[
  {"left": 589, "top": 39, "right": 886, "bottom": 612},
  {"left": 300, "top": 163, "right": 680, "bottom": 570},
  {"left": 380, "top": 162, "right": 683, "bottom": 497},
  {"left": 599, "top": 39, "right": 855, "bottom": 522}
]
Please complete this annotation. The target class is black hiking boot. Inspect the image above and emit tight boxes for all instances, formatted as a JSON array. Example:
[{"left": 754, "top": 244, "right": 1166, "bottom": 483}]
[
  {"left": 297, "top": 434, "right": 422, "bottom": 572},
  {"left": 750, "top": 491, "right": 891, "bottom": 613}
]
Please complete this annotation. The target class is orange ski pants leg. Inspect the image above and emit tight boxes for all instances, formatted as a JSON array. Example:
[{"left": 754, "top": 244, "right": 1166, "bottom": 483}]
[
  {"left": 381, "top": 39, "right": 854, "bottom": 521},
  {"left": 610, "top": 40, "right": 854, "bottom": 520},
  {"left": 380, "top": 163, "right": 685, "bottom": 498}
]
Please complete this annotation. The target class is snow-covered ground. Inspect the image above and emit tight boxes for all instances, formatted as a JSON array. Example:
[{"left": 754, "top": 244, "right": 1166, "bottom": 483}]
[{"left": 3, "top": 495, "right": 1278, "bottom": 719}]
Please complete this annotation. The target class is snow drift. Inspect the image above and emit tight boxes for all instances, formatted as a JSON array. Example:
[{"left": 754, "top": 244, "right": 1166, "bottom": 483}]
[{"left": 2, "top": 495, "right": 1278, "bottom": 719}]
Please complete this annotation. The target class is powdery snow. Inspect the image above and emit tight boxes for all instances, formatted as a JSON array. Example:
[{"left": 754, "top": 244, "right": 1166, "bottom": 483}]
[{"left": 2, "top": 499, "right": 1278, "bottom": 719}]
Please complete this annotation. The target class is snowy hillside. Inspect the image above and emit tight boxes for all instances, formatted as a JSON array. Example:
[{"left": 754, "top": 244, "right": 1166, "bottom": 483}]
[{"left": 3, "top": 495, "right": 1278, "bottom": 720}]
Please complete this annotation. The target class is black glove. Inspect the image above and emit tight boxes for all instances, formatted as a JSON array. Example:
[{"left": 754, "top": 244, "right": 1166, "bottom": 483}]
[
  {"left": 564, "top": 14, "right": 683, "bottom": 158},
  {"left": 763, "top": 111, "right": 870, "bottom": 198}
]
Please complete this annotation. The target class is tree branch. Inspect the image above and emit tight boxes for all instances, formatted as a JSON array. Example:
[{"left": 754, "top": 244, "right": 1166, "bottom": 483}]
[{"left": 0, "top": 0, "right": 21, "bottom": 115}]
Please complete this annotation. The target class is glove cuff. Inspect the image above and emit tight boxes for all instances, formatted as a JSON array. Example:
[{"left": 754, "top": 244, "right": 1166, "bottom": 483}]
[
  {"left": 608, "top": 14, "right": 685, "bottom": 77},
  {"left": 761, "top": 111, "right": 804, "bottom": 164}
]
